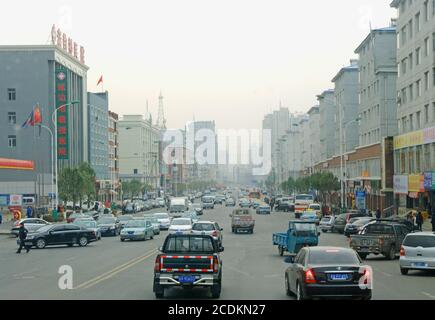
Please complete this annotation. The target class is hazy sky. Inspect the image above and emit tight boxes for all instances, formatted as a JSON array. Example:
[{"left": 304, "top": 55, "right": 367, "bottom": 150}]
[{"left": 1, "top": 0, "right": 395, "bottom": 130}]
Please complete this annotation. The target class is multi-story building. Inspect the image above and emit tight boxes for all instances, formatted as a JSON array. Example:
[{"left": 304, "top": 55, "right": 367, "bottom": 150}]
[
  {"left": 391, "top": 0, "right": 435, "bottom": 212},
  {"left": 317, "top": 89, "right": 336, "bottom": 162},
  {"left": 332, "top": 60, "right": 360, "bottom": 155},
  {"left": 118, "top": 115, "right": 160, "bottom": 189},
  {"left": 88, "top": 92, "right": 109, "bottom": 181},
  {"left": 108, "top": 111, "right": 119, "bottom": 201},
  {"left": 308, "top": 106, "right": 321, "bottom": 173},
  {"left": 0, "top": 44, "right": 89, "bottom": 204}
]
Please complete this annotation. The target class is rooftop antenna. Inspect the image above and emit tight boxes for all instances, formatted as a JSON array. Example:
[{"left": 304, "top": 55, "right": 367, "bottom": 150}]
[{"left": 157, "top": 91, "right": 167, "bottom": 129}]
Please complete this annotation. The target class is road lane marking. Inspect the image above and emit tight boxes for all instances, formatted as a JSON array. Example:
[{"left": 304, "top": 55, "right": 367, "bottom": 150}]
[
  {"left": 75, "top": 249, "right": 158, "bottom": 290},
  {"left": 422, "top": 292, "right": 435, "bottom": 299}
]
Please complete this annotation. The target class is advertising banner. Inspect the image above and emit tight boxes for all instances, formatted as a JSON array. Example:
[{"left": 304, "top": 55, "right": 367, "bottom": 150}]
[
  {"left": 56, "top": 66, "right": 69, "bottom": 160},
  {"left": 393, "top": 175, "right": 408, "bottom": 195}
]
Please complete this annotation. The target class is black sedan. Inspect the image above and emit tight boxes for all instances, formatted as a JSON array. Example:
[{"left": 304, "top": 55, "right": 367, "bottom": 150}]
[
  {"left": 21, "top": 224, "right": 98, "bottom": 249},
  {"left": 97, "top": 217, "right": 121, "bottom": 236},
  {"left": 284, "top": 247, "right": 372, "bottom": 300}
]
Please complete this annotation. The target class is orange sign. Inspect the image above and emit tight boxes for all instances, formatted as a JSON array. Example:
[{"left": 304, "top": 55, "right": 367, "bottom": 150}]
[
  {"left": 408, "top": 174, "right": 424, "bottom": 193},
  {"left": 0, "top": 158, "right": 34, "bottom": 170}
]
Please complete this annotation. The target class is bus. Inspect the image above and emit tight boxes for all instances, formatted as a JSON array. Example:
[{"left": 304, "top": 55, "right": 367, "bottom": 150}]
[
  {"left": 294, "top": 194, "right": 315, "bottom": 215},
  {"left": 248, "top": 191, "right": 261, "bottom": 200}
]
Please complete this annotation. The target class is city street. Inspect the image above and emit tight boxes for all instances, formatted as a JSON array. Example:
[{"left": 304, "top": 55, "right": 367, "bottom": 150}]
[{"left": 0, "top": 205, "right": 434, "bottom": 300}]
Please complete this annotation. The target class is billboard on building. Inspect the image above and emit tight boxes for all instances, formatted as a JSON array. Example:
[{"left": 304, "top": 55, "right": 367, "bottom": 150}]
[
  {"left": 56, "top": 66, "right": 69, "bottom": 160},
  {"left": 393, "top": 175, "right": 408, "bottom": 195}
]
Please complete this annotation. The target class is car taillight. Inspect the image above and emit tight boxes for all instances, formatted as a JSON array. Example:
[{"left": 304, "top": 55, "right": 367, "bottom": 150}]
[
  {"left": 400, "top": 246, "right": 405, "bottom": 257},
  {"left": 379, "top": 238, "right": 384, "bottom": 246},
  {"left": 154, "top": 256, "right": 161, "bottom": 272},
  {"left": 213, "top": 256, "right": 219, "bottom": 273},
  {"left": 304, "top": 269, "right": 316, "bottom": 284},
  {"left": 212, "top": 231, "right": 218, "bottom": 237}
]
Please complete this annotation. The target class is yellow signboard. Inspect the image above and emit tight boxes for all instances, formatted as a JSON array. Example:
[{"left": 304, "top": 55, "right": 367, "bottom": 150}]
[
  {"left": 408, "top": 174, "right": 424, "bottom": 193},
  {"left": 394, "top": 131, "right": 424, "bottom": 150}
]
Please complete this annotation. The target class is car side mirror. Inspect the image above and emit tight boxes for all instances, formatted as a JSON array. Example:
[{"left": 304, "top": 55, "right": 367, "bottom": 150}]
[
  {"left": 158, "top": 246, "right": 163, "bottom": 252},
  {"left": 284, "top": 256, "right": 294, "bottom": 264},
  {"left": 220, "top": 228, "right": 223, "bottom": 231},
  {"left": 219, "top": 246, "right": 225, "bottom": 252}
]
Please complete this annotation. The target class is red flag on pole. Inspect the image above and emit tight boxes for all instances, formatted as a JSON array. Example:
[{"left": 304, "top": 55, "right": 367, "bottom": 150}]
[{"left": 97, "top": 75, "right": 103, "bottom": 86}]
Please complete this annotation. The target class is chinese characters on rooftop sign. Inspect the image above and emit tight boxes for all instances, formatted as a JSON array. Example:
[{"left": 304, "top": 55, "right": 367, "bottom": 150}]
[
  {"left": 56, "top": 66, "right": 69, "bottom": 160},
  {"left": 51, "top": 24, "right": 85, "bottom": 65}
]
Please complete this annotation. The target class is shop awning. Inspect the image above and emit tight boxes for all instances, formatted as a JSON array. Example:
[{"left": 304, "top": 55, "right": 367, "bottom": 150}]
[{"left": 0, "top": 158, "right": 34, "bottom": 170}]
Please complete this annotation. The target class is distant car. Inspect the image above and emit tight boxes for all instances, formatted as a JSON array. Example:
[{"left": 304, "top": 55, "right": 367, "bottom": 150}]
[
  {"left": 124, "top": 203, "right": 135, "bottom": 214},
  {"left": 67, "top": 212, "right": 86, "bottom": 224},
  {"left": 344, "top": 217, "right": 375, "bottom": 237},
  {"left": 120, "top": 219, "right": 154, "bottom": 242},
  {"left": 256, "top": 205, "right": 271, "bottom": 215},
  {"left": 144, "top": 216, "right": 161, "bottom": 235},
  {"left": 319, "top": 216, "right": 335, "bottom": 233},
  {"left": 284, "top": 247, "right": 372, "bottom": 300},
  {"left": 202, "top": 196, "right": 215, "bottom": 210},
  {"left": 251, "top": 201, "right": 261, "bottom": 209},
  {"left": 239, "top": 199, "right": 250, "bottom": 208},
  {"left": 153, "top": 213, "right": 171, "bottom": 230},
  {"left": 118, "top": 215, "right": 134, "bottom": 229},
  {"left": 11, "top": 218, "right": 51, "bottom": 237},
  {"left": 191, "top": 221, "right": 223, "bottom": 246},
  {"left": 191, "top": 203, "right": 204, "bottom": 215},
  {"left": 331, "top": 213, "right": 348, "bottom": 234},
  {"left": 275, "top": 198, "right": 293, "bottom": 212},
  {"left": 73, "top": 219, "right": 101, "bottom": 240},
  {"left": 214, "top": 195, "right": 225, "bottom": 205},
  {"left": 97, "top": 217, "right": 121, "bottom": 236},
  {"left": 156, "top": 198, "right": 166, "bottom": 208},
  {"left": 182, "top": 211, "right": 199, "bottom": 224},
  {"left": 399, "top": 232, "right": 435, "bottom": 275},
  {"left": 168, "top": 218, "right": 193, "bottom": 235},
  {"left": 300, "top": 211, "right": 320, "bottom": 225},
  {"left": 225, "top": 198, "right": 236, "bottom": 207},
  {"left": 21, "top": 224, "right": 98, "bottom": 249},
  {"left": 307, "top": 204, "right": 322, "bottom": 217}
]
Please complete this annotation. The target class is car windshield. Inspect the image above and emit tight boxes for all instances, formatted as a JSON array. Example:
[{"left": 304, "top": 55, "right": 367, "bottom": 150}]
[
  {"left": 310, "top": 205, "right": 320, "bottom": 210},
  {"left": 118, "top": 216, "right": 133, "bottom": 221},
  {"left": 192, "top": 204, "right": 201, "bottom": 208},
  {"left": 165, "top": 236, "right": 215, "bottom": 253},
  {"left": 296, "top": 195, "right": 314, "bottom": 201},
  {"left": 293, "top": 223, "right": 317, "bottom": 236},
  {"left": 403, "top": 235, "right": 435, "bottom": 248},
  {"left": 363, "top": 224, "right": 394, "bottom": 234},
  {"left": 34, "top": 225, "right": 53, "bottom": 233},
  {"left": 154, "top": 214, "right": 169, "bottom": 219},
  {"left": 75, "top": 221, "right": 97, "bottom": 228},
  {"left": 192, "top": 223, "right": 214, "bottom": 231},
  {"left": 308, "top": 249, "right": 360, "bottom": 265},
  {"left": 99, "top": 218, "right": 116, "bottom": 224},
  {"left": 172, "top": 219, "right": 191, "bottom": 226},
  {"left": 125, "top": 220, "right": 146, "bottom": 228},
  {"left": 348, "top": 218, "right": 360, "bottom": 224},
  {"left": 353, "top": 218, "right": 373, "bottom": 226}
]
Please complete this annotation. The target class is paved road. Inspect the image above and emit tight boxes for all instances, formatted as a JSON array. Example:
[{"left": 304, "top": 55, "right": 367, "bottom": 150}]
[{"left": 0, "top": 205, "right": 434, "bottom": 300}]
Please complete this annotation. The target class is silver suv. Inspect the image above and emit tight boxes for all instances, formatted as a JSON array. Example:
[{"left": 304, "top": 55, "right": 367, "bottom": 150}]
[{"left": 400, "top": 232, "right": 435, "bottom": 275}]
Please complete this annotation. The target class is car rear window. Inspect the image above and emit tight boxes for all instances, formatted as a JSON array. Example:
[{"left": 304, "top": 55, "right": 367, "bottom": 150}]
[
  {"left": 165, "top": 236, "right": 215, "bottom": 253},
  {"left": 364, "top": 224, "right": 394, "bottom": 234},
  {"left": 403, "top": 235, "right": 435, "bottom": 248},
  {"left": 308, "top": 250, "right": 360, "bottom": 265},
  {"left": 192, "top": 223, "right": 214, "bottom": 231}
]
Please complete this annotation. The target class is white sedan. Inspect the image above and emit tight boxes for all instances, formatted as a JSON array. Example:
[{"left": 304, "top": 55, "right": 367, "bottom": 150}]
[{"left": 168, "top": 218, "right": 193, "bottom": 235}]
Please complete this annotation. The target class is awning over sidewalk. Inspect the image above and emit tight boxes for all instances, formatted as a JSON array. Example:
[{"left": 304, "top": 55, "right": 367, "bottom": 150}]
[{"left": 0, "top": 158, "right": 34, "bottom": 170}]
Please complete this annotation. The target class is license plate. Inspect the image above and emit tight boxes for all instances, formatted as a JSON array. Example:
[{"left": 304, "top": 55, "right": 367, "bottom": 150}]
[
  {"left": 360, "top": 247, "right": 370, "bottom": 252},
  {"left": 330, "top": 274, "right": 349, "bottom": 281},
  {"left": 128, "top": 231, "right": 134, "bottom": 235},
  {"left": 412, "top": 262, "right": 428, "bottom": 268},
  {"left": 179, "top": 276, "right": 196, "bottom": 283}
]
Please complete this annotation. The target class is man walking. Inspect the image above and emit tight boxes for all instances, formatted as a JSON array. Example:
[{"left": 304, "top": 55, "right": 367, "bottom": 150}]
[
  {"left": 416, "top": 211, "right": 424, "bottom": 232},
  {"left": 270, "top": 198, "right": 275, "bottom": 213},
  {"left": 16, "top": 223, "right": 30, "bottom": 254}
]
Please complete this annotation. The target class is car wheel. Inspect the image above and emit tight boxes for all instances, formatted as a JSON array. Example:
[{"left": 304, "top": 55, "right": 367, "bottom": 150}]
[
  {"left": 285, "top": 274, "right": 293, "bottom": 297},
  {"left": 322, "top": 229, "right": 327, "bottom": 233},
  {"left": 78, "top": 236, "right": 88, "bottom": 247},
  {"left": 67, "top": 243, "right": 74, "bottom": 247},
  {"left": 387, "top": 246, "right": 396, "bottom": 260},
  {"left": 155, "top": 287, "right": 165, "bottom": 299},
  {"left": 358, "top": 253, "right": 368, "bottom": 260},
  {"left": 400, "top": 267, "right": 409, "bottom": 275},
  {"left": 211, "top": 282, "right": 221, "bottom": 299},
  {"left": 36, "top": 238, "right": 46, "bottom": 249},
  {"left": 120, "top": 238, "right": 125, "bottom": 242},
  {"left": 296, "top": 282, "right": 304, "bottom": 301}
]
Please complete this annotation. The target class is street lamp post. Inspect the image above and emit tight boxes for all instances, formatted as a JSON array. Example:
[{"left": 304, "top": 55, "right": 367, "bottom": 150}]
[
  {"left": 51, "top": 100, "right": 80, "bottom": 209},
  {"left": 341, "top": 117, "right": 361, "bottom": 210},
  {"left": 37, "top": 124, "right": 55, "bottom": 209}
]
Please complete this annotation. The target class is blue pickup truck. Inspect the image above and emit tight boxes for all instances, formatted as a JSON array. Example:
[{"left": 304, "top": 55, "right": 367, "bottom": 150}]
[{"left": 273, "top": 220, "right": 319, "bottom": 256}]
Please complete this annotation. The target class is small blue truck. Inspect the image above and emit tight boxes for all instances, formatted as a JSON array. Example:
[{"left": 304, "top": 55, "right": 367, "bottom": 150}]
[{"left": 273, "top": 220, "right": 319, "bottom": 256}]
